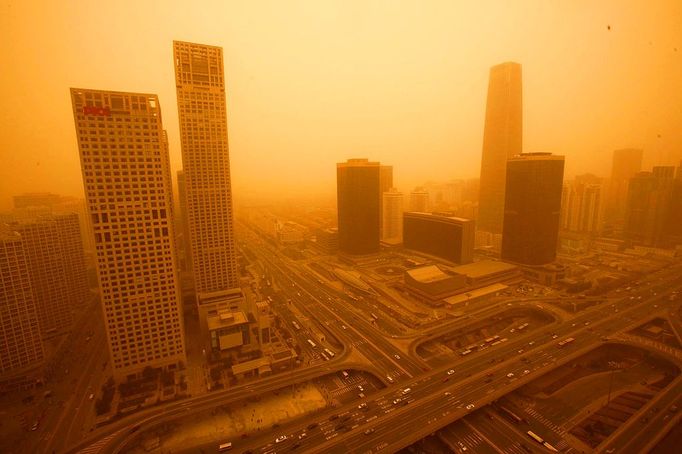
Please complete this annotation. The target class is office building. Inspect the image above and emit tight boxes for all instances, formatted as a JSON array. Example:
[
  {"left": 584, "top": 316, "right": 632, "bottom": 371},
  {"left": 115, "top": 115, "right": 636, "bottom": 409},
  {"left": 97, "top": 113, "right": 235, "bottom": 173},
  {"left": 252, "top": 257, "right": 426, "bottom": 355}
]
[
  {"left": 403, "top": 212, "right": 474, "bottom": 264},
  {"left": 382, "top": 188, "right": 403, "bottom": 243},
  {"left": 379, "top": 165, "right": 393, "bottom": 237},
  {"left": 337, "top": 159, "right": 381, "bottom": 255},
  {"left": 605, "top": 148, "right": 643, "bottom": 227},
  {"left": 625, "top": 166, "right": 675, "bottom": 247},
  {"left": 477, "top": 62, "right": 523, "bottom": 235},
  {"left": 560, "top": 174, "right": 603, "bottom": 234},
  {"left": 409, "top": 189, "right": 429, "bottom": 213},
  {"left": 501, "top": 153, "right": 564, "bottom": 266},
  {"left": 70, "top": 88, "right": 186, "bottom": 380},
  {"left": 12, "top": 213, "right": 88, "bottom": 338},
  {"left": 174, "top": 41, "right": 240, "bottom": 329},
  {"left": 0, "top": 228, "right": 45, "bottom": 392},
  {"left": 176, "top": 170, "right": 192, "bottom": 273}
]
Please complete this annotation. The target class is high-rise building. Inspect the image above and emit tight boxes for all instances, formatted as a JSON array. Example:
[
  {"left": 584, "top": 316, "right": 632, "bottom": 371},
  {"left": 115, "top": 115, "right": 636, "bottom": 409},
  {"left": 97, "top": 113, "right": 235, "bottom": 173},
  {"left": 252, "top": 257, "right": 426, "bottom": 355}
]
[
  {"left": 70, "top": 88, "right": 186, "bottom": 380},
  {"left": 477, "top": 62, "right": 523, "bottom": 235},
  {"left": 382, "top": 188, "right": 403, "bottom": 243},
  {"left": 174, "top": 41, "right": 240, "bottom": 331},
  {"left": 379, "top": 165, "right": 393, "bottom": 237},
  {"left": 624, "top": 166, "right": 675, "bottom": 247},
  {"left": 0, "top": 227, "right": 45, "bottom": 392},
  {"left": 666, "top": 162, "right": 682, "bottom": 245},
  {"left": 409, "top": 189, "right": 429, "bottom": 213},
  {"left": 501, "top": 153, "right": 564, "bottom": 266},
  {"left": 403, "top": 212, "right": 474, "bottom": 264},
  {"left": 337, "top": 159, "right": 381, "bottom": 255},
  {"left": 13, "top": 193, "right": 63, "bottom": 209},
  {"left": 605, "top": 148, "right": 643, "bottom": 227},
  {"left": 176, "top": 170, "right": 192, "bottom": 273},
  {"left": 11, "top": 213, "right": 89, "bottom": 338},
  {"left": 560, "top": 174, "right": 603, "bottom": 234}
]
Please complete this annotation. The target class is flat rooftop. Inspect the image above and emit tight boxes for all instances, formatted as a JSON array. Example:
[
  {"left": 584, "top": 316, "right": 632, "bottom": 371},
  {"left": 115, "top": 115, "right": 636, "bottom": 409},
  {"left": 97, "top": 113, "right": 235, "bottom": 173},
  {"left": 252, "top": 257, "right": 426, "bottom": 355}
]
[
  {"left": 451, "top": 260, "right": 518, "bottom": 278},
  {"left": 405, "top": 265, "right": 453, "bottom": 283}
]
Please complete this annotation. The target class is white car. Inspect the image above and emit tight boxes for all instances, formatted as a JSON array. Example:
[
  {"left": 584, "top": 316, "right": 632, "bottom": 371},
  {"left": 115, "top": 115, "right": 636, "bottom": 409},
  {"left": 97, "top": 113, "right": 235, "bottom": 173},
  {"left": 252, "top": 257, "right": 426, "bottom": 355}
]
[
  {"left": 466, "top": 404, "right": 475, "bottom": 410},
  {"left": 506, "top": 372, "right": 515, "bottom": 378},
  {"left": 447, "top": 369, "right": 455, "bottom": 375},
  {"left": 275, "top": 435, "right": 288, "bottom": 443},
  {"left": 394, "top": 354, "right": 401, "bottom": 360}
]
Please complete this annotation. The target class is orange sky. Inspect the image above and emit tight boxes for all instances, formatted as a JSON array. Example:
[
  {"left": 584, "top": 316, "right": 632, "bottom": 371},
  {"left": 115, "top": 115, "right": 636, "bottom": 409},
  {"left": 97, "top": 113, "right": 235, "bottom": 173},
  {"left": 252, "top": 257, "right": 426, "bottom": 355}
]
[{"left": 1, "top": 0, "right": 681, "bottom": 210}]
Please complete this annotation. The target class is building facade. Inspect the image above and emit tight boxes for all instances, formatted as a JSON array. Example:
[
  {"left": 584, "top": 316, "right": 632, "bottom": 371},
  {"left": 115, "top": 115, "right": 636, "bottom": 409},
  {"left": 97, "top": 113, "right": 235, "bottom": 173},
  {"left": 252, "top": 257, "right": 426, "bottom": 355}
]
[
  {"left": 174, "top": 41, "right": 239, "bottom": 307},
  {"left": 337, "top": 159, "right": 381, "bottom": 255},
  {"left": 605, "top": 148, "right": 643, "bottom": 228},
  {"left": 560, "top": 174, "right": 603, "bottom": 234},
  {"left": 70, "top": 88, "right": 186, "bottom": 380},
  {"left": 382, "top": 188, "right": 403, "bottom": 243},
  {"left": 403, "top": 212, "right": 474, "bottom": 264},
  {"left": 477, "top": 62, "right": 523, "bottom": 235},
  {"left": 625, "top": 166, "right": 675, "bottom": 247},
  {"left": 501, "top": 153, "right": 564, "bottom": 266},
  {"left": 409, "top": 189, "right": 429, "bottom": 213},
  {"left": 0, "top": 228, "right": 45, "bottom": 392}
]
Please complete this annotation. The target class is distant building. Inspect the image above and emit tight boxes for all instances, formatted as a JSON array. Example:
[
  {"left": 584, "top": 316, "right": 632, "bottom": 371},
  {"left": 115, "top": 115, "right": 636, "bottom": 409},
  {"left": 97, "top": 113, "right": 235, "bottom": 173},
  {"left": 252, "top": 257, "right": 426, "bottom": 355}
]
[
  {"left": 0, "top": 228, "right": 45, "bottom": 392},
  {"left": 666, "top": 162, "right": 682, "bottom": 245},
  {"left": 403, "top": 212, "right": 474, "bottom": 264},
  {"left": 13, "top": 193, "right": 62, "bottom": 209},
  {"left": 382, "top": 188, "right": 403, "bottom": 244},
  {"left": 409, "top": 189, "right": 429, "bottom": 213},
  {"left": 625, "top": 166, "right": 675, "bottom": 247},
  {"left": 605, "top": 148, "right": 643, "bottom": 228},
  {"left": 316, "top": 228, "right": 338, "bottom": 254},
  {"left": 501, "top": 153, "right": 564, "bottom": 266},
  {"left": 478, "top": 62, "right": 523, "bottom": 235},
  {"left": 277, "top": 221, "right": 307, "bottom": 244},
  {"left": 10, "top": 213, "right": 89, "bottom": 338},
  {"left": 337, "top": 159, "right": 381, "bottom": 255},
  {"left": 71, "top": 88, "right": 186, "bottom": 380},
  {"left": 560, "top": 174, "right": 603, "bottom": 234},
  {"left": 379, "top": 165, "right": 393, "bottom": 238}
]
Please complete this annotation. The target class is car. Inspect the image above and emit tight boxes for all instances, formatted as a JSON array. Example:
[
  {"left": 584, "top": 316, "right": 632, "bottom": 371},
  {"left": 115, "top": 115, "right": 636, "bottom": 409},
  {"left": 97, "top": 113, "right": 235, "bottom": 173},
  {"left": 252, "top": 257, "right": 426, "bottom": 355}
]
[
  {"left": 329, "top": 415, "right": 339, "bottom": 421},
  {"left": 298, "top": 432, "right": 307, "bottom": 439},
  {"left": 447, "top": 369, "right": 455, "bottom": 375},
  {"left": 88, "top": 393, "right": 94, "bottom": 400},
  {"left": 444, "top": 391, "right": 452, "bottom": 396},
  {"left": 394, "top": 354, "right": 401, "bottom": 360},
  {"left": 307, "top": 422, "right": 319, "bottom": 430},
  {"left": 393, "top": 398, "right": 402, "bottom": 405},
  {"left": 358, "top": 403, "right": 368, "bottom": 410},
  {"left": 402, "top": 387, "right": 411, "bottom": 394},
  {"left": 358, "top": 385, "right": 364, "bottom": 392},
  {"left": 551, "top": 334, "right": 558, "bottom": 339},
  {"left": 31, "top": 422, "right": 39, "bottom": 431},
  {"left": 275, "top": 435, "right": 288, "bottom": 443},
  {"left": 506, "top": 372, "right": 515, "bottom": 378},
  {"left": 466, "top": 404, "right": 475, "bottom": 410},
  {"left": 341, "top": 325, "right": 347, "bottom": 330},
  {"left": 523, "top": 369, "right": 530, "bottom": 375},
  {"left": 364, "top": 428, "right": 375, "bottom": 435},
  {"left": 386, "top": 375, "right": 394, "bottom": 383}
]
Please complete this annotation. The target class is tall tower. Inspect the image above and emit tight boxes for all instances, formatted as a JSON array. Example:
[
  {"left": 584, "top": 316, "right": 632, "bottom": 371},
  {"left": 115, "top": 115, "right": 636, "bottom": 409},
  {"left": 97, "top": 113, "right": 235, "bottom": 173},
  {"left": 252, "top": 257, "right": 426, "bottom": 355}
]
[
  {"left": 70, "top": 88, "right": 186, "bottom": 380},
  {"left": 173, "top": 41, "right": 238, "bottom": 301},
  {"left": 337, "top": 159, "right": 381, "bottom": 255},
  {"left": 382, "top": 188, "right": 403, "bottom": 243},
  {"left": 176, "top": 170, "right": 192, "bottom": 273},
  {"left": 625, "top": 166, "right": 675, "bottom": 246},
  {"left": 379, "top": 165, "right": 393, "bottom": 238},
  {"left": 0, "top": 227, "right": 45, "bottom": 392},
  {"left": 409, "top": 189, "right": 429, "bottom": 212},
  {"left": 478, "top": 62, "right": 523, "bottom": 235},
  {"left": 501, "top": 153, "right": 564, "bottom": 266},
  {"left": 605, "top": 148, "right": 643, "bottom": 227}
]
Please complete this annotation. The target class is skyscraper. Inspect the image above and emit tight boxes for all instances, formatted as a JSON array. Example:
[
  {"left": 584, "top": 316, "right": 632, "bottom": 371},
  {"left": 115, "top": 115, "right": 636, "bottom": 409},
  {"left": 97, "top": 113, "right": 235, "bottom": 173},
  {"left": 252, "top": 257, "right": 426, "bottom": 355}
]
[
  {"left": 403, "top": 212, "right": 474, "bottom": 264},
  {"left": 382, "top": 188, "right": 403, "bottom": 243},
  {"left": 477, "top": 62, "right": 522, "bottom": 235},
  {"left": 11, "top": 213, "right": 89, "bottom": 338},
  {"left": 560, "top": 174, "right": 603, "bottom": 234},
  {"left": 176, "top": 170, "right": 192, "bottom": 273},
  {"left": 70, "top": 88, "right": 186, "bottom": 380},
  {"left": 409, "top": 189, "right": 429, "bottom": 212},
  {"left": 625, "top": 166, "right": 675, "bottom": 246},
  {"left": 379, "top": 165, "right": 393, "bottom": 238},
  {"left": 501, "top": 153, "right": 564, "bottom": 266},
  {"left": 173, "top": 41, "right": 239, "bottom": 323},
  {"left": 0, "top": 227, "right": 45, "bottom": 392},
  {"left": 605, "top": 148, "right": 643, "bottom": 227},
  {"left": 337, "top": 159, "right": 381, "bottom": 255}
]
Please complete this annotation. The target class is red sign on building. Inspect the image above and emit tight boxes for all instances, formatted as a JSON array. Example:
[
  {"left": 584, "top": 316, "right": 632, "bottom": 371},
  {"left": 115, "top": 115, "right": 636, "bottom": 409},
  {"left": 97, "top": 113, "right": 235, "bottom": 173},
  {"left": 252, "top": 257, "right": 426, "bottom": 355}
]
[{"left": 83, "top": 106, "right": 111, "bottom": 116}]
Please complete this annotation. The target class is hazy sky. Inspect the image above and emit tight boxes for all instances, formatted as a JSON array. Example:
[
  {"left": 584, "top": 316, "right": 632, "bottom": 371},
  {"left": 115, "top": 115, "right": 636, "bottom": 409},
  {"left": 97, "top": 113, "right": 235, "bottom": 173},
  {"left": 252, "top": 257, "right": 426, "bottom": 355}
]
[{"left": 1, "top": 0, "right": 681, "bottom": 209}]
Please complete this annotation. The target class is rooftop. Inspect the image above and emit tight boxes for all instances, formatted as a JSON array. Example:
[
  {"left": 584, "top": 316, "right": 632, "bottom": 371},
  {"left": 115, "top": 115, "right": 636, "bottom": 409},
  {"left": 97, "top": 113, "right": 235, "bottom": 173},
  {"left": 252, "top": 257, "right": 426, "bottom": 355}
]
[
  {"left": 405, "top": 265, "right": 453, "bottom": 283},
  {"left": 451, "top": 260, "right": 518, "bottom": 278}
]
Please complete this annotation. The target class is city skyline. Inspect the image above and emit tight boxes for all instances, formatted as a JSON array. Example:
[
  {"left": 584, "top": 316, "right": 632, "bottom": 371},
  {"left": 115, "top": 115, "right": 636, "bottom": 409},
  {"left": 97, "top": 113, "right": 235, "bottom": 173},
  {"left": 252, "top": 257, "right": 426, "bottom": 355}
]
[{"left": 2, "top": 1, "right": 682, "bottom": 208}]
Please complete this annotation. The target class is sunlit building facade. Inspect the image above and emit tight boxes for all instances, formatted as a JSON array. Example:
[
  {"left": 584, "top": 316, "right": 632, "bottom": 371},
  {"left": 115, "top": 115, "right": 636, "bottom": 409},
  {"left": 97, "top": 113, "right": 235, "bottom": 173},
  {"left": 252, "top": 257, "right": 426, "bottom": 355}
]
[
  {"left": 173, "top": 41, "right": 240, "bottom": 330},
  {"left": 70, "top": 88, "right": 186, "bottom": 380},
  {"left": 403, "top": 212, "right": 474, "bottom": 264},
  {"left": 477, "top": 62, "right": 522, "bottom": 236}
]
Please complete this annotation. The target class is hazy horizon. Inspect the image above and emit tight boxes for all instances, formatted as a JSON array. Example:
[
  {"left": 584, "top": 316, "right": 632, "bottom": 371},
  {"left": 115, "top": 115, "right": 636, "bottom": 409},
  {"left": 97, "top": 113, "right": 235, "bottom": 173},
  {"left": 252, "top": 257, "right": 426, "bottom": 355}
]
[{"left": 1, "top": 0, "right": 681, "bottom": 211}]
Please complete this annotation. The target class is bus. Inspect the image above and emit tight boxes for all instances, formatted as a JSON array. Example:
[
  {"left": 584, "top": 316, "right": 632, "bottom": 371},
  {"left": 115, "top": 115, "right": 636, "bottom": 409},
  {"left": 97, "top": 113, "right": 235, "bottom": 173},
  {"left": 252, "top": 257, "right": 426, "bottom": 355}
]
[
  {"left": 460, "top": 349, "right": 472, "bottom": 356},
  {"left": 499, "top": 405, "right": 524, "bottom": 424},
  {"left": 484, "top": 336, "right": 496, "bottom": 343},
  {"left": 292, "top": 321, "right": 301, "bottom": 330},
  {"left": 370, "top": 313, "right": 379, "bottom": 320},
  {"left": 307, "top": 339, "right": 317, "bottom": 348},
  {"left": 324, "top": 348, "right": 335, "bottom": 358},
  {"left": 517, "top": 323, "right": 529, "bottom": 331},
  {"left": 321, "top": 352, "right": 330, "bottom": 361},
  {"left": 527, "top": 430, "right": 544, "bottom": 444},
  {"left": 218, "top": 442, "right": 233, "bottom": 451},
  {"left": 558, "top": 337, "right": 575, "bottom": 347}
]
